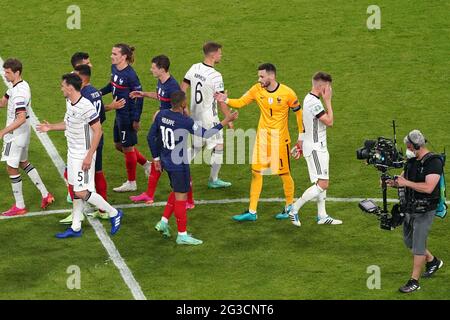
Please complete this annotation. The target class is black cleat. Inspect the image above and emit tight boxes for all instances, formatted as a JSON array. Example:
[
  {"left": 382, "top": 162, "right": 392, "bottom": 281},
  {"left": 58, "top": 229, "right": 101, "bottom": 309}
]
[
  {"left": 399, "top": 279, "right": 420, "bottom": 293},
  {"left": 423, "top": 258, "right": 443, "bottom": 278}
]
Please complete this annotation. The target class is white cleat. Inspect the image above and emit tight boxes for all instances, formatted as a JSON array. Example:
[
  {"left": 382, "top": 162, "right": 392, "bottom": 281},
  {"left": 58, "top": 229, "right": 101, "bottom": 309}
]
[
  {"left": 317, "top": 215, "right": 343, "bottom": 225},
  {"left": 143, "top": 161, "right": 151, "bottom": 178},
  {"left": 113, "top": 181, "right": 137, "bottom": 193},
  {"left": 289, "top": 212, "right": 301, "bottom": 227}
]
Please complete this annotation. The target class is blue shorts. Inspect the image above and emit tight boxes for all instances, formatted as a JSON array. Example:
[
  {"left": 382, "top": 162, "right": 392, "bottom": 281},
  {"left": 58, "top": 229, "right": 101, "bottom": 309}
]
[
  {"left": 167, "top": 169, "right": 191, "bottom": 193},
  {"left": 114, "top": 117, "right": 137, "bottom": 147},
  {"left": 95, "top": 135, "right": 104, "bottom": 172}
]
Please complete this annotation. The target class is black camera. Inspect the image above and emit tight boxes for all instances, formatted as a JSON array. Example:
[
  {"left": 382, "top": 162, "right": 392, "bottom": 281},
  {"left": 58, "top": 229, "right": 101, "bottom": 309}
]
[{"left": 356, "top": 137, "right": 404, "bottom": 170}]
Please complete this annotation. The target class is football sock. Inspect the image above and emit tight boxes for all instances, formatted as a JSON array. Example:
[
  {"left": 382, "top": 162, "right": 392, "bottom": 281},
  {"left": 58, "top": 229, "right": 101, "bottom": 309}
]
[
  {"left": 95, "top": 171, "right": 108, "bottom": 201},
  {"left": 187, "top": 178, "right": 194, "bottom": 204},
  {"left": 163, "top": 192, "right": 175, "bottom": 220},
  {"left": 210, "top": 149, "right": 223, "bottom": 181},
  {"left": 124, "top": 150, "right": 137, "bottom": 182},
  {"left": 71, "top": 198, "right": 84, "bottom": 232},
  {"left": 174, "top": 200, "right": 187, "bottom": 233},
  {"left": 249, "top": 170, "right": 263, "bottom": 213},
  {"left": 317, "top": 190, "right": 328, "bottom": 219},
  {"left": 146, "top": 162, "right": 162, "bottom": 198},
  {"left": 293, "top": 183, "right": 324, "bottom": 213},
  {"left": 134, "top": 147, "right": 147, "bottom": 166},
  {"left": 10, "top": 175, "right": 25, "bottom": 209},
  {"left": 85, "top": 192, "right": 118, "bottom": 217},
  {"left": 280, "top": 173, "right": 295, "bottom": 206},
  {"left": 24, "top": 163, "right": 48, "bottom": 198}
]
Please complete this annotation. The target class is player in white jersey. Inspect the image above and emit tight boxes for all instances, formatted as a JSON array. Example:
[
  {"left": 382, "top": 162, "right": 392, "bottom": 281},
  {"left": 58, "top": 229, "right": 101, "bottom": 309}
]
[
  {"left": 0, "top": 58, "right": 54, "bottom": 216},
  {"left": 37, "top": 73, "right": 123, "bottom": 238},
  {"left": 181, "top": 42, "right": 233, "bottom": 188},
  {"left": 288, "top": 72, "right": 342, "bottom": 226}
]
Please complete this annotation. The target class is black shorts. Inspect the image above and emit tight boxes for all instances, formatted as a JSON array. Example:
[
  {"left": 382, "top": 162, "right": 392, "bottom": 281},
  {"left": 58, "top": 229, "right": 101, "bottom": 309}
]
[
  {"left": 95, "top": 135, "right": 104, "bottom": 172},
  {"left": 113, "top": 117, "right": 137, "bottom": 147},
  {"left": 167, "top": 169, "right": 191, "bottom": 193}
]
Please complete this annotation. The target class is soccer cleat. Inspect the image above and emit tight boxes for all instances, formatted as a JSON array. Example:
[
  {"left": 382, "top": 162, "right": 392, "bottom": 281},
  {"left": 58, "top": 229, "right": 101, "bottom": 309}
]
[
  {"left": 232, "top": 211, "right": 257, "bottom": 222},
  {"left": 317, "top": 215, "right": 343, "bottom": 225},
  {"left": 275, "top": 205, "right": 292, "bottom": 220},
  {"left": 1, "top": 205, "right": 28, "bottom": 217},
  {"left": 41, "top": 193, "right": 55, "bottom": 209},
  {"left": 66, "top": 193, "right": 73, "bottom": 204},
  {"left": 399, "top": 279, "right": 420, "bottom": 293},
  {"left": 113, "top": 181, "right": 137, "bottom": 193},
  {"left": 155, "top": 220, "right": 171, "bottom": 237},
  {"left": 59, "top": 212, "right": 84, "bottom": 224},
  {"left": 289, "top": 212, "right": 301, "bottom": 227},
  {"left": 56, "top": 227, "right": 82, "bottom": 239},
  {"left": 143, "top": 161, "right": 151, "bottom": 178},
  {"left": 423, "top": 258, "right": 444, "bottom": 278},
  {"left": 208, "top": 179, "right": 232, "bottom": 189},
  {"left": 186, "top": 202, "right": 195, "bottom": 210},
  {"left": 176, "top": 234, "right": 203, "bottom": 245},
  {"left": 110, "top": 209, "right": 123, "bottom": 235},
  {"left": 92, "top": 210, "right": 110, "bottom": 220},
  {"left": 129, "top": 192, "right": 154, "bottom": 204}
]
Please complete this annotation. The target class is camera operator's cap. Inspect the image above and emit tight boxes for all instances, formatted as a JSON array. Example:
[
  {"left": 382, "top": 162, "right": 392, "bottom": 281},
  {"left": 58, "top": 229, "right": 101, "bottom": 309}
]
[{"left": 404, "top": 129, "right": 427, "bottom": 148}]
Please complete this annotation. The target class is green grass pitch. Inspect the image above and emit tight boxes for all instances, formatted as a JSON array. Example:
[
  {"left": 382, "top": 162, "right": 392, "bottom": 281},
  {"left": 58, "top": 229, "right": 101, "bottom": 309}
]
[{"left": 0, "top": 0, "right": 449, "bottom": 299}]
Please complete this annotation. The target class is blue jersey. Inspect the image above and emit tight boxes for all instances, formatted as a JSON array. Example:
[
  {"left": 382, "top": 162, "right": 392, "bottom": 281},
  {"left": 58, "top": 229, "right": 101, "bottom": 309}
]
[
  {"left": 148, "top": 109, "right": 223, "bottom": 171},
  {"left": 81, "top": 84, "right": 106, "bottom": 123},
  {"left": 100, "top": 64, "right": 143, "bottom": 123},
  {"left": 157, "top": 76, "right": 180, "bottom": 110}
]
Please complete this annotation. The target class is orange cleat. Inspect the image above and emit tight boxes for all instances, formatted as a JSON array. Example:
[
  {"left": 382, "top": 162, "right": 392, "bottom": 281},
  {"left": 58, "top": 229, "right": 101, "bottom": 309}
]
[{"left": 41, "top": 193, "right": 55, "bottom": 209}]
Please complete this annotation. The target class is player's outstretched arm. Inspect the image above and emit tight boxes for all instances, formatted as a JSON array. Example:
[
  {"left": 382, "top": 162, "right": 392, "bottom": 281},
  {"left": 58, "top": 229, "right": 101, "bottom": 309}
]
[
  {"left": 105, "top": 97, "right": 126, "bottom": 112},
  {"left": 36, "top": 120, "right": 66, "bottom": 132},
  {"left": 129, "top": 91, "right": 157, "bottom": 100},
  {"left": 191, "top": 111, "right": 238, "bottom": 139},
  {"left": 214, "top": 90, "right": 254, "bottom": 109}
]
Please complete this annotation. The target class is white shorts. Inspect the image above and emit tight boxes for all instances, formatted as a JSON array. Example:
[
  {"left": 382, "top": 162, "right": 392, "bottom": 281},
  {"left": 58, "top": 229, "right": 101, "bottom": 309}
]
[
  {"left": 1, "top": 140, "right": 29, "bottom": 168},
  {"left": 67, "top": 154, "right": 96, "bottom": 192},
  {"left": 305, "top": 149, "right": 329, "bottom": 183},
  {"left": 192, "top": 116, "right": 224, "bottom": 150}
]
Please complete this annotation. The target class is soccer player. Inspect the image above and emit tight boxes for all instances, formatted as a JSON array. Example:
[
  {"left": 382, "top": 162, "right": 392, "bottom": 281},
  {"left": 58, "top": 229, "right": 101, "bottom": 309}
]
[
  {"left": 181, "top": 41, "right": 233, "bottom": 189},
  {"left": 64, "top": 52, "right": 126, "bottom": 206},
  {"left": 0, "top": 58, "right": 54, "bottom": 216},
  {"left": 214, "top": 63, "right": 303, "bottom": 222},
  {"left": 288, "top": 72, "right": 342, "bottom": 226},
  {"left": 37, "top": 73, "right": 123, "bottom": 238},
  {"left": 129, "top": 55, "right": 194, "bottom": 208},
  {"left": 101, "top": 43, "right": 150, "bottom": 193},
  {"left": 149, "top": 91, "right": 237, "bottom": 245}
]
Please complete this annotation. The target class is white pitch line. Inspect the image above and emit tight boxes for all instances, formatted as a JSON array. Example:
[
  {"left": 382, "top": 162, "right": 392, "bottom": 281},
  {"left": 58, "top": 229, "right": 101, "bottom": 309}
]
[
  {"left": 0, "top": 56, "right": 146, "bottom": 300},
  {"left": 6, "top": 196, "right": 445, "bottom": 221}
]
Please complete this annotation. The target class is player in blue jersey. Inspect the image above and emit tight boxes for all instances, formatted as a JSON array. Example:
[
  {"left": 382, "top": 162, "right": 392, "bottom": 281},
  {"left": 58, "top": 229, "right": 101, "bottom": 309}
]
[
  {"left": 129, "top": 55, "right": 194, "bottom": 208},
  {"left": 148, "top": 91, "right": 237, "bottom": 245},
  {"left": 101, "top": 44, "right": 150, "bottom": 193}
]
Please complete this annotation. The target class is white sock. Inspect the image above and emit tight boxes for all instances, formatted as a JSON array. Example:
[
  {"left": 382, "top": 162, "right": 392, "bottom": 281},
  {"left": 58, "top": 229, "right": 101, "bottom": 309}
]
[
  {"left": 249, "top": 209, "right": 257, "bottom": 214},
  {"left": 293, "top": 184, "right": 323, "bottom": 213},
  {"left": 188, "top": 146, "right": 202, "bottom": 163},
  {"left": 178, "top": 231, "right": 187, "bottom": 236},
  {"left": 210, "top": 149, "right": 223, "bottom": 181},
  {"left": 71, "top": 198, "right": 84, "bottom": 232},
  {"left": 24, "top": 163, "right": 48, "bottom": 197},
  {"left": 10, "top": 175, "right": 25, "bottom": 209},
  {"left": 161, "top": 217, "right": 168, "bottom": 223},
  {"left": 86, "top": 192, "right": 118, "bottom": 217},
  {"left": 317, "top": 190, "right": 327, "bottom": 219}
]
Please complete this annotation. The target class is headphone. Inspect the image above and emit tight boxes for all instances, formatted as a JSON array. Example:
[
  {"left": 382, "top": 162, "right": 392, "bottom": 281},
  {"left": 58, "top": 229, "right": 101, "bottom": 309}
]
[{"left": 407, "top": 133, "right": 427, "bottom": 150}]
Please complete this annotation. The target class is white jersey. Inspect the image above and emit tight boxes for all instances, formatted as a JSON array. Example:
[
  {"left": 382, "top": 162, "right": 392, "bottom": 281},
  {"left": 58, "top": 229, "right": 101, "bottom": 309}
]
[
  {"left": 302, "top": 93, "right": 327, "bottom": 156},
  {"left": 64, "top": 96, "right": 99, "bottom": 160},
  {"left": 4, "top": 80, "right": 31, "bottom": 145},
  {"left": 184, "top": 62, "right": 224, "bottom": 127}
]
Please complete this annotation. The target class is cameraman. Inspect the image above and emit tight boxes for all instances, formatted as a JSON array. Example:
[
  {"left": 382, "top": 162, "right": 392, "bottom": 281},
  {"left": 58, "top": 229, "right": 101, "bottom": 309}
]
[{"left": 387, "top": 129, "right": 444, "bottom": 293}]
